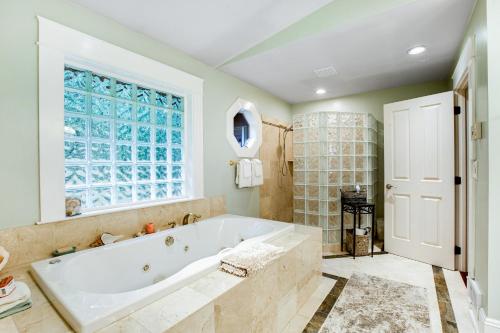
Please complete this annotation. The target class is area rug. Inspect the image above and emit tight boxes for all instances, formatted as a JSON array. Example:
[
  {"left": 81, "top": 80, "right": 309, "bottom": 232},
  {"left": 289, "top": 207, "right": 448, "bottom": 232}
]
[{"left": 319, "top": 273, "right": 430, "bottom": 333}]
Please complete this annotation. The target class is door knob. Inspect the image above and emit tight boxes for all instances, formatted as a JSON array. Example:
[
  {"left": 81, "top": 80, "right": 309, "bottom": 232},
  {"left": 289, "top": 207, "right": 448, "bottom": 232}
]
[{"left": 386, "top": 184, "right": 395, "bottom": 190}]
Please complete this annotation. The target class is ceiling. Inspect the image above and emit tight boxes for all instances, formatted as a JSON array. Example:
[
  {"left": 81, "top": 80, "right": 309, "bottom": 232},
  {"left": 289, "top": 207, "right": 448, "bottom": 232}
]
[
  {"left": 70, "top": 0, "right": 332, "bottom": 67},
  {"left": 72, "top": 0, "right": 476, "bottom": 104}
]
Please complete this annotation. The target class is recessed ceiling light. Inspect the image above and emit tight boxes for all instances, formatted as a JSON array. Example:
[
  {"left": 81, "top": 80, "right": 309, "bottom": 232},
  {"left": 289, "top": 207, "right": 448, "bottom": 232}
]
[
  {"left": 316, "top": 88, "right": 326, "bottom": 95},
  {"left": 407, "top": 46, "right": 426, "bottom": 55}
]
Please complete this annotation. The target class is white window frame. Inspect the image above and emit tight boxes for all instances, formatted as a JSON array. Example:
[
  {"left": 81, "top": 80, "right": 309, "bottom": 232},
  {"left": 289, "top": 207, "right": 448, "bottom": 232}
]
[{"left": 38, "top": 17, "right": 204, "bottom": 223}]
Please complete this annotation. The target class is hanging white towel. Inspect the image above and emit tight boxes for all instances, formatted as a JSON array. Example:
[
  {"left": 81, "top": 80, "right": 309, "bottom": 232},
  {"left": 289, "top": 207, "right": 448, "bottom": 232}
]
[
  {"left": 251, "top": 159, "right": 264, "bottom": 186},
  {"left": 235, "top": 159, "right": 252, "bottom": 188}
]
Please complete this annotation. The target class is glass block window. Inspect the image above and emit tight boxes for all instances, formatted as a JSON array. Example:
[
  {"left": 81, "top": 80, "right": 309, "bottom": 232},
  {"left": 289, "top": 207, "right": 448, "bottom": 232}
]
[{"left": 64, "top": 65, "right": 186, "bottom": 211}]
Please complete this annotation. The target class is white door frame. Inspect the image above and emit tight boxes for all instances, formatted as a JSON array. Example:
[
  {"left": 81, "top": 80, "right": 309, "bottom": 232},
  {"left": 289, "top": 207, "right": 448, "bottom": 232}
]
[
  {"left": 454, "top": 89, "right": 468, "bottom": 272},
  {"left": 452, "top": 37, "right": 476, "bottom": 276}
]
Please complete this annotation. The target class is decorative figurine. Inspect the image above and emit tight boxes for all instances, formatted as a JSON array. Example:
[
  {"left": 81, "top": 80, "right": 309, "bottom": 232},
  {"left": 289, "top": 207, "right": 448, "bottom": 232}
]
[{"left": 65, "top": 197, "right": 82, "bottom": 217}]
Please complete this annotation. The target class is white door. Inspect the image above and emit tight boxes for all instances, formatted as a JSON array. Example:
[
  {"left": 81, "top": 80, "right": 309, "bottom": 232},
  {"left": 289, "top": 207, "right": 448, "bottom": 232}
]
[{"left": 384, "top": 91, "right": 455, "bottom": 270}]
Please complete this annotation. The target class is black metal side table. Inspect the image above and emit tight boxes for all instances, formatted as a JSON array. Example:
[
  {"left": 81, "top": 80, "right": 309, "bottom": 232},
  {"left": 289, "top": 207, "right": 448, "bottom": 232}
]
[{"left": 340, "top": 200, "right": 376, "bottom": 259}]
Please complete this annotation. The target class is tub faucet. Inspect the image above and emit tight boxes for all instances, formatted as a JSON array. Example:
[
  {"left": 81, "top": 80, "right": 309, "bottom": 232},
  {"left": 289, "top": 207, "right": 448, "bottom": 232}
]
[{"left": 182, "top": 213, "right": 201, "bottom": 225}]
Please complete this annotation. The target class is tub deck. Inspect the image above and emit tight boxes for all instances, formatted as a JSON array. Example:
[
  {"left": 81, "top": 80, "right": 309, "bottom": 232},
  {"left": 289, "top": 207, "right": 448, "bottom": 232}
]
[{"left": 0, "top": 224, "right": 321, "bottom": 333}]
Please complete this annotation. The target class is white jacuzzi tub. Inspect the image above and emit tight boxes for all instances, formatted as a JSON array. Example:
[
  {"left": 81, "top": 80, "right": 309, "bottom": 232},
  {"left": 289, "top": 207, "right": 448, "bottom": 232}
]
[{"left": 30, "top": 214, "right": 294, "bottom": 332}]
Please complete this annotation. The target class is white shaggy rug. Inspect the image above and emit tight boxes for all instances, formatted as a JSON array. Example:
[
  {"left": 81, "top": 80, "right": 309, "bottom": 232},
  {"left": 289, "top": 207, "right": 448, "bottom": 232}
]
[{"left": 320, "top": 273, "right": 430, "bottom": 333}]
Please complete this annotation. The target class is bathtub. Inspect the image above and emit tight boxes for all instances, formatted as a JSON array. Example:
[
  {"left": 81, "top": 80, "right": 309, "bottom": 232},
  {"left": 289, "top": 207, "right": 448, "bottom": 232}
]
[{"left": 30, "top": 214, "right": 294, "bottom": 332}]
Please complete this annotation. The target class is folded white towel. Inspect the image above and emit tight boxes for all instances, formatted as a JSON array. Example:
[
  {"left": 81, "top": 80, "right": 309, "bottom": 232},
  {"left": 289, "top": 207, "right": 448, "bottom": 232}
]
[
  {"left": 235, "top": 159, "right": 252, "bottom": 188},
  {"left": 220, "top": 243, "right": 284, "bottom": 277},
  {"left": 251, "top": 159, "right": 264, "bottom": 186},
  {"left": 0, "top": 282, "right": 31, "bottom": 313}
]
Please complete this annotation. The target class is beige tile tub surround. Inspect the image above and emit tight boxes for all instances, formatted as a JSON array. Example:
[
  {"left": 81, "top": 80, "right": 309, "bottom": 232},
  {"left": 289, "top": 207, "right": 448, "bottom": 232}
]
[
  {"left": 259, "top": 116, "right": 294, "bottom": 223},
  {"left": 213, "top": 226, "right": 321, "bottom": 332},
  {"left": 0, "top": 224, "right": 321, "bottom": 333},
  {"left": 0, "top": 196, "right": 226, "bottom": 270}
]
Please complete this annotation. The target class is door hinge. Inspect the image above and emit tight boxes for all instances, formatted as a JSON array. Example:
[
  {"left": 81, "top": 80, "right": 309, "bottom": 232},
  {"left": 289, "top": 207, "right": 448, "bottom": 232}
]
[
  {"left": 455, "top": 246, "right": 461, "bottom": 255},
  {"left": 454, "top": 106, "right": 461, "bottom": 115},
  {"left": 455, "top": 176, "right": 462, "bottom": 185}
]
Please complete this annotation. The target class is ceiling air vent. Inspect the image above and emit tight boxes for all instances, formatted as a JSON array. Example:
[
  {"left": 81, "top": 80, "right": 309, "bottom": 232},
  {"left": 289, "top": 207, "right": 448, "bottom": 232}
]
[{"left": 313, "top": 66, "right": 337, "bottom": 78}]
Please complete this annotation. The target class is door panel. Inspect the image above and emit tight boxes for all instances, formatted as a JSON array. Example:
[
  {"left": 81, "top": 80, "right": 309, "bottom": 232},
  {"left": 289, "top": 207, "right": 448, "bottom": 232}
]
[
  {"left": 393, "top": 194, "right": 411, "bottom": 240},
  {"left": 421, "top": 196, "right": 440, "bottom": 246},
  {"left": 393, "top": 109, "right": 411, "bottom": 179},
  {"left": 422, "top": 105, "right": 440, "bottom": 180},
  {"left": 384, "top": 91, "right": 454, "bottom": 269}
]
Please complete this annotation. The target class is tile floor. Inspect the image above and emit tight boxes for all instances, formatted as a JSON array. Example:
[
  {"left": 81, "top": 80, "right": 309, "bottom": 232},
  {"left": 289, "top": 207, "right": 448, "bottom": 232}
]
[
  {"left": 285, "top": 254, "right": 474, "bottom": 333},
  {"left": 283, "top": 276, "right": 337, "bottom": 333}
]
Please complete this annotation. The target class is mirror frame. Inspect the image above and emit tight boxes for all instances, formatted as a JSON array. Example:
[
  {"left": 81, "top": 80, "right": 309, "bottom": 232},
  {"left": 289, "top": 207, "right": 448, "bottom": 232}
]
[{"left": 226, "top": 98, "right": 262, "bottom": 157}]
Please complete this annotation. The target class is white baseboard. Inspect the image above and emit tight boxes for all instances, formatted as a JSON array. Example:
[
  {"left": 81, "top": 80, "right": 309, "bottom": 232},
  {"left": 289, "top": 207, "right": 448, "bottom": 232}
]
[{"left": 480, "top": 308, "right": 500, "bottom": 333}]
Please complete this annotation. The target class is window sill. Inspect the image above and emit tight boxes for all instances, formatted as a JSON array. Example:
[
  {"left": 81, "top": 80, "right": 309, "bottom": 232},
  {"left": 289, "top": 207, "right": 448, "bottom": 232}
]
[{"left": 36, "top": 196, "right": 205, "bottom": 224}]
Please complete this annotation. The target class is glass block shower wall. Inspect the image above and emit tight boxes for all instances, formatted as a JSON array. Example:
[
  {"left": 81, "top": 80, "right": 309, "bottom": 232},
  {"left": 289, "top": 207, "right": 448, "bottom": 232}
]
[{"left": 292, "top": 112, "right": 378, "bottom": 248}]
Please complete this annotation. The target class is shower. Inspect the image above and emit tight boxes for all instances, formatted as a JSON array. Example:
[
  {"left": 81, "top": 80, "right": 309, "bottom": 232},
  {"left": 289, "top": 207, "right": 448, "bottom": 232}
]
[
  {"left": 279, "top": 125, "right": 293, "bottom": 177},
  {"left": 292, "top": 112, "right": 378, "bottom": 253}
]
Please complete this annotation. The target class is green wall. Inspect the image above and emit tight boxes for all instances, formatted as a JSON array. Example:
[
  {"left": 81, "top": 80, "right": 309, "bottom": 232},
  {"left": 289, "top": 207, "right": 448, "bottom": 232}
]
[
  {"left": 487, "top": 0, "right": 500, "bottom": 320},
  {"left": 291, "top": 80, "right": 450, "bottom": 217},
  {"left": 0, "top": 0, "right": 292, "bottom": 230},
  {"left": 453, "top": 0, "right": 490, "bottom": 313}
]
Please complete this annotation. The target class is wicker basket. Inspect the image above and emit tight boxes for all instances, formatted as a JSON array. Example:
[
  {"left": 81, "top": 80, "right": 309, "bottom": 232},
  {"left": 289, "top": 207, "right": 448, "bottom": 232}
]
[{"left": 345, "top": 229, "right": 369, "bottom": 256}]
